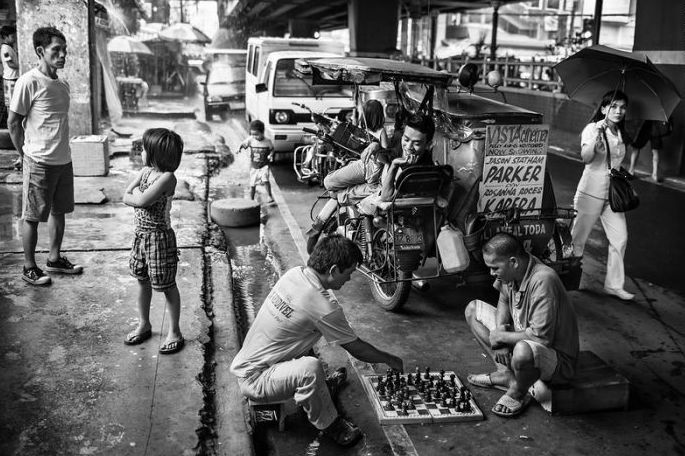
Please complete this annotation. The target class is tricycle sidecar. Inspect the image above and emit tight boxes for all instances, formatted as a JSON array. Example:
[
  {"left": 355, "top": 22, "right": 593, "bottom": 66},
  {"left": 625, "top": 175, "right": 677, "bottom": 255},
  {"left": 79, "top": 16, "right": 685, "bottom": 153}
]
[{"left": 302, "top": 57, "right": 581, "bottom": 311}]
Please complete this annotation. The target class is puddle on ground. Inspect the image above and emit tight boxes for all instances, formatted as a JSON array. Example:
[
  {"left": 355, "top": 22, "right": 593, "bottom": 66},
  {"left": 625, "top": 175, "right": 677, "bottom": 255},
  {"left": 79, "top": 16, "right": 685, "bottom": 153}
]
[{"left": 223, "top": 224, "right": 280, "bottom": 340}]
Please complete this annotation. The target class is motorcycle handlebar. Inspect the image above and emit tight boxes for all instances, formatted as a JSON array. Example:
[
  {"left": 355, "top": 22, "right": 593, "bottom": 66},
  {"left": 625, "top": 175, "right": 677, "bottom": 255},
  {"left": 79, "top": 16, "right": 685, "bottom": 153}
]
[{"left": 302, "top": 127, "right": 319, "bottom": 135}]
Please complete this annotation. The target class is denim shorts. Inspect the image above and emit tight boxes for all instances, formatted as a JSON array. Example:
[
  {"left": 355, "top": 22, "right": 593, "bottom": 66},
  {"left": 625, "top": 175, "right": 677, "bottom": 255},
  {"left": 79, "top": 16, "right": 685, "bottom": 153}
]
[
  {"left": 129, "top": 228, "right": 179, "bottom": 291},
  {"left": 22, "top": 157, "right": 74, "bottom": 222}
]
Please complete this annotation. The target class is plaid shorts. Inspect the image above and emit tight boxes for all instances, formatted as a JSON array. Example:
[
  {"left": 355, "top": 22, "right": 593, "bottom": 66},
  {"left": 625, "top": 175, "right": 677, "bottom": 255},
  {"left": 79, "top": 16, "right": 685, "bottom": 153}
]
[{"left": 129, "top": 228, "right": 179, "bottom": 290}]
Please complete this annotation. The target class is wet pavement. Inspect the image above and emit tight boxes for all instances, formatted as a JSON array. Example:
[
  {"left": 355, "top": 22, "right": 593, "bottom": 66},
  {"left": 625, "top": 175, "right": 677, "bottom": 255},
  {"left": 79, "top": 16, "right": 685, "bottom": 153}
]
[
  {"left": 1, "top": 102, "right": 684, "bottom": 456},
  {"left": 0, "top": 111, "right": 239, "bottom": 455}
]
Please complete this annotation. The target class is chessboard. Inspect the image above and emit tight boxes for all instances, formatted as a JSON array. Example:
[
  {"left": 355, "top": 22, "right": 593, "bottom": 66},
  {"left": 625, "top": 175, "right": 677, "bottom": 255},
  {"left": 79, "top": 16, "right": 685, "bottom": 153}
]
[{"left": 360, "top": 368, "right": 484, "bottom": 425}]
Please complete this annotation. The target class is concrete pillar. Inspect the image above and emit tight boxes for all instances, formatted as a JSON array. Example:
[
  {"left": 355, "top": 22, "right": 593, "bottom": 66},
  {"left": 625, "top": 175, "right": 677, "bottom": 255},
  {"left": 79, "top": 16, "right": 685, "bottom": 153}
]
[
  {"left": 16, "top": 0, "right": 94, "bottom": 135},
  {"left": 348, "top": 0, "right": 400, "bottom": 57},
  {"left": 288, "top": 19, "right": 316, "bottom": 38},
  {"left": 399, "top": 17, "right": 409, "bottom": 56},
  {"left": 633, "top": 0, "right": 685, "bottom": 176},
  {"left": 409, "top": 13, "right": 421, "bottom": 60}
]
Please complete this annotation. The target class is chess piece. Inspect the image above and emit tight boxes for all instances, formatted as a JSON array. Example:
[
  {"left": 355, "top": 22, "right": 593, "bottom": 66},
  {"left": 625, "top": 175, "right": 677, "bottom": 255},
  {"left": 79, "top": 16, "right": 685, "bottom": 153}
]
[
  {"left": 424, "top": 367, "right": 430, "bottom": 380},
  {"left": 441, "top": 397, "right": 448, "bottom": 408},
  {"left": 450, "top": 374, "right": 456, "bottom": 385},
  {"left": 440, "top": 369, "right": 445, "bottom": 378}
]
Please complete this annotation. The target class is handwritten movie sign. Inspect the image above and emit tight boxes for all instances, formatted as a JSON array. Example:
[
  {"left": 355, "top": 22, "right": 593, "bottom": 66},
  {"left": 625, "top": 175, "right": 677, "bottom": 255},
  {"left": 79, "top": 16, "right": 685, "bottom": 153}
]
[{"left": 478, "top": 124, "right": 549, "bottom": 213}]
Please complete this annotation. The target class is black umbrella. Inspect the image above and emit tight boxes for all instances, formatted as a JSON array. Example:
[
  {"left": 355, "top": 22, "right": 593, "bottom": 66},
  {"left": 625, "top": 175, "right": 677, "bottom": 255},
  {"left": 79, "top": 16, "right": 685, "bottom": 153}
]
[{"left": 554, "top": 45, "right": 681, "bottom": 121}]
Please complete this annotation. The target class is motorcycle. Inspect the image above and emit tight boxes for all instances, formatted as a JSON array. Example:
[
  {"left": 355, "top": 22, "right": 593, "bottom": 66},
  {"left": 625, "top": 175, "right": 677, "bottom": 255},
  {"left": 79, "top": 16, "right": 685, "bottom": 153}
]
[
  {"left": 293, "top": 103, "right": 366, "bottom": 186},
  {"left": 311, "top": 164, "right": 454, "bottom": 311},
  {"left": 302, "top": 57, "right": 581, "bottom": 312}
]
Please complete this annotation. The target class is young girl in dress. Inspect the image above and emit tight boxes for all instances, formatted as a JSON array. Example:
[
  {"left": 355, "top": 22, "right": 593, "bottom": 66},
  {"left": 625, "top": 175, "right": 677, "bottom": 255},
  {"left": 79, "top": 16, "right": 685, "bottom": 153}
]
[{"left": 123, "top": 128, "right": 186, "bottom": 353}]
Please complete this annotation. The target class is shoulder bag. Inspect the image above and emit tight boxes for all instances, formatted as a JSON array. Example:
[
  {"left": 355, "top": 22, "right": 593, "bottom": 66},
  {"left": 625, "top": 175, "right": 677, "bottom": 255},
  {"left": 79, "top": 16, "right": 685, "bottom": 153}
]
[{"left": 602, "top": 129, "right": 639, "bottom": 212}]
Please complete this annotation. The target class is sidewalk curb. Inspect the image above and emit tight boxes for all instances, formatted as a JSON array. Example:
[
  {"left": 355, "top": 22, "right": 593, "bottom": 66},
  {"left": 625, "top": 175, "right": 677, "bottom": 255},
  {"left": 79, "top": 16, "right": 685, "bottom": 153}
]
[
  {"left": 211, "top": 248, "right": 255, "bottom": 456},
  {"left": 124, "top": 111, "right": 197, "bottom": 120}
]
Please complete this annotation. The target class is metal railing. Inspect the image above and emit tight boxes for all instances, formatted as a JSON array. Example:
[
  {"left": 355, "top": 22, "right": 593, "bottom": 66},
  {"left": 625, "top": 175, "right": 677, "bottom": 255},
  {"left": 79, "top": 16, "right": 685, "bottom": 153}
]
[{"left": 414, "top": 55, "right": 565, "bottom": 93}]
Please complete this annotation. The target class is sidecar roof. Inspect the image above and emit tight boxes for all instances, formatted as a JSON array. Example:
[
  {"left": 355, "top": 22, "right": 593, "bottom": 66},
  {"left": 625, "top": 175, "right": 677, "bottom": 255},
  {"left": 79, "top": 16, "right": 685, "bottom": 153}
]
[{"left": 304, "top": 57, "right": 453, "bottom": 87}]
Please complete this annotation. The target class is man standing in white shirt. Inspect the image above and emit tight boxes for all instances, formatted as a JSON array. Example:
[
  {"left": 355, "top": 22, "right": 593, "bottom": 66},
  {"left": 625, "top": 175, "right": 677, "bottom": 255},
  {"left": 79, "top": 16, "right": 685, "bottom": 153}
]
[
  {"left": 8, "top": 26, "right": 83, "bottom": 286},
  {"left": 231, "top": 235, "right": 403, "bottom": 447}
]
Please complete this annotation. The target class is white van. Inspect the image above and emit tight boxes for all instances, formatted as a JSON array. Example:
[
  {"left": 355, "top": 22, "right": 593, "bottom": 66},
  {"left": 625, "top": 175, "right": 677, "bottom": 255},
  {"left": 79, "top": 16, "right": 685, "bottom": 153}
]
[{"left": 245, "top": 38, "right": 353, "bottom": 153}]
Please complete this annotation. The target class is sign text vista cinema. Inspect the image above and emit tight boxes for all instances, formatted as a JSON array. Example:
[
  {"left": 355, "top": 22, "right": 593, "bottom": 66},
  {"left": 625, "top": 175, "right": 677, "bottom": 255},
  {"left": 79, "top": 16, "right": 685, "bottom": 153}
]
[{"left": 479, "top": 125, "right": 550, "bottom": 212}]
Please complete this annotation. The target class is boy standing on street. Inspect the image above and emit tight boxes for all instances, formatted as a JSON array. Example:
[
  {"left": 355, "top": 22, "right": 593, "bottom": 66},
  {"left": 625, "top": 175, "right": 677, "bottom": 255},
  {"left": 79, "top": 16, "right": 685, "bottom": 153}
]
[
  {"left": 238, "top": 119, "right": 275, "bottom": 204},
  {"left": 8, "top": 26, "right": 83, "bottom": 286}
]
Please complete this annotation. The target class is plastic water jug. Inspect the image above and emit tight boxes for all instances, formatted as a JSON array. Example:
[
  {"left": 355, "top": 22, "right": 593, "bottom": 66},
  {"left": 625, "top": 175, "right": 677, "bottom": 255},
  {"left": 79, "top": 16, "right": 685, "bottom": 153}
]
[{"left": 437, "top": 226, "right": 470, "bottom": 273}]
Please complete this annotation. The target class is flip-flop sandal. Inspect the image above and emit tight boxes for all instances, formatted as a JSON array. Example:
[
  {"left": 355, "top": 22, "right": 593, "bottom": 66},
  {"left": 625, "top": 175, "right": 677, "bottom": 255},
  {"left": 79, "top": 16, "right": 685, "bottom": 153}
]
[
  {"left": 467, "top": 373, "right": 508, "bottom": 391},
  {"left": 124, "top": 329, "right": 152, "bottom": 345},
  {"left": 492, "top": 393, "right": 532, "bottom": 418},
  {"left": 159, "top": 337, "right": 185, "bottom": 355}
]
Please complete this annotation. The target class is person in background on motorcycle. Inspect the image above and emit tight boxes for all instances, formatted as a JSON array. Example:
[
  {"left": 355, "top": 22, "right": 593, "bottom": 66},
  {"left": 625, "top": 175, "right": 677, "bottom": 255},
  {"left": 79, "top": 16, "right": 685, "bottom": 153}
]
[
  {"left": 571, "top": 90, "right": 634, "bottom": 301},
  {"left": 363, "top": 99, "right": 389, "bottom": 149},
  {"left": 305, "top": 100, "right": 396, "bottom": 253},
  {"left": 238, "top": 120, "right": 275, "bottom": 204},
  {"left": 464, "top": 233, "right": 579, "bottom": 418},
  {"left": 230, "top": 234, "right": 404, "bottom": 447}
]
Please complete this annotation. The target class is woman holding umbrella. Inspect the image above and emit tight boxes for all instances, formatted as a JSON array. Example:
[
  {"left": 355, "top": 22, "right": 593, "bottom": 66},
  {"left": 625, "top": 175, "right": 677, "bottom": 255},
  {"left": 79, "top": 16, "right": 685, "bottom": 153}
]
[{"left": 571, "top": 90, "right": 635, "bottom": 301}]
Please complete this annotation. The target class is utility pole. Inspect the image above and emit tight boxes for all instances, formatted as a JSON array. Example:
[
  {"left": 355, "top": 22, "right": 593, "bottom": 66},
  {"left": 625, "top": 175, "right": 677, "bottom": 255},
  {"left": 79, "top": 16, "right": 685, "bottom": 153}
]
[
  {"left": 490, "top": 1, "right": 502, "bottom": 63},
  {"left": 592, "top": 0, "right": 603, "bottom": 45}
]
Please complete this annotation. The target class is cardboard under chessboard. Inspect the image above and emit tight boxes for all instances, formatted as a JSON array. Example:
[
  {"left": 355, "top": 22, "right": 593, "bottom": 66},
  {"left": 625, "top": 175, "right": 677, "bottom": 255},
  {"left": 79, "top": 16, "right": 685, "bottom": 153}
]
[{"left": 361, "top": 370, "right": 484, "bottom": 425}]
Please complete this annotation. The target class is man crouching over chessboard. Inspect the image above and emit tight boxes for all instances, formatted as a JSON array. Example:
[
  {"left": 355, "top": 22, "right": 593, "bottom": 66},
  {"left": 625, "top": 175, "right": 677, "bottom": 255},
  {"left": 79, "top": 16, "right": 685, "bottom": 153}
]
[
  {"left": 230, "top": 234, "right": 404, "bottom": 447},
  {"left": 465, "top": 233, "right": 579, "bottom": 417}
]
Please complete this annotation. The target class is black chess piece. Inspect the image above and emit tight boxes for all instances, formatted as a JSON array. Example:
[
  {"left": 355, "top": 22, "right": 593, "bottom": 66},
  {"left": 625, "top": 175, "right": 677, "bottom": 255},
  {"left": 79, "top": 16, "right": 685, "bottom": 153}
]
[
  {"left": 424, "top": 367, "right": 430, "bottom": 380},
  {"left": 426, "top": 390, "right": 432, "bottom": 402},
  {"left": 450, "top": 374, "right": 456, "bottom": 385},
  {"left": 440, "top": 369, "right": 445, "bottom": 378},
  {"left": 441, "top": 397, "right": 448, "bottom": 408}
]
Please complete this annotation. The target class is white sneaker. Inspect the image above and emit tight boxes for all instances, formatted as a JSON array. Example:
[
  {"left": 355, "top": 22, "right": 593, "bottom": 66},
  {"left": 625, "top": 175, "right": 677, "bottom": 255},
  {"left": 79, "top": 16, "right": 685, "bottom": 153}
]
[{"left": 604, "top": 287, "right": 634, "bottom": 301}]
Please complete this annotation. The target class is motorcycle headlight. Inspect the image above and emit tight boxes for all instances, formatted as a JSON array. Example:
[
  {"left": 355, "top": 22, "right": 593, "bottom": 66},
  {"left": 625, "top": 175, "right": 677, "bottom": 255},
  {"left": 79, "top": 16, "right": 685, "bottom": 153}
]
[{"left": 274, "top": 111, "right": 290, "bottom": 124}]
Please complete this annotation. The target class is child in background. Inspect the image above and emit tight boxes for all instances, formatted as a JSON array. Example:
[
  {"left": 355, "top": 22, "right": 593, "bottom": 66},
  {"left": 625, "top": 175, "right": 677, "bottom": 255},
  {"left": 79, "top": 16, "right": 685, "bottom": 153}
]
[
  {"left": 123, "top": 128, "right": 185, "bottom": 354},
  {"left": 239, "top": 119, "right": 275, "bottom": 204}
]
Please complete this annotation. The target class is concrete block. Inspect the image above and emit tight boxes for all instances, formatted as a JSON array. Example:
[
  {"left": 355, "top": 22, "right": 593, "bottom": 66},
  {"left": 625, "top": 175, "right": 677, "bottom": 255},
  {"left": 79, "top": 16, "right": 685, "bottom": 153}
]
[
  {"left": 71, "top": 135, "right": 109, "bottom": 176},
  {"left": 529, "top": 351, "right": 630, "bottom": 415}
]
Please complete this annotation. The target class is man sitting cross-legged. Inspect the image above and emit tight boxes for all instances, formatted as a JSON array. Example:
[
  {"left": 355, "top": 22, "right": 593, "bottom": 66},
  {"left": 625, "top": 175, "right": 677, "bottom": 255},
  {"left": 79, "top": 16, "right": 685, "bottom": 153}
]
[
  {"left": 230, "top": 234, "right": 404, "bottom": 446},
  {"left": 464, "top": 233, "right": 579, "bottom": 417}
]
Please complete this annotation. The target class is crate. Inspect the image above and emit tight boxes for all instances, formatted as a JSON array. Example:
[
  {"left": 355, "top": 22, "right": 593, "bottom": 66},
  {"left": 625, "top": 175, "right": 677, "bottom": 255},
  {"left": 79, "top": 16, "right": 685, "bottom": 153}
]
[
  {"left": 248, "top": 398, "right": 289, "bottom": 431},
  {"left": 70, "top": 135, "right": 110, "bottom": 176},
  {"left": 528, "top": 351, "right": 630, "bottom": 415}
]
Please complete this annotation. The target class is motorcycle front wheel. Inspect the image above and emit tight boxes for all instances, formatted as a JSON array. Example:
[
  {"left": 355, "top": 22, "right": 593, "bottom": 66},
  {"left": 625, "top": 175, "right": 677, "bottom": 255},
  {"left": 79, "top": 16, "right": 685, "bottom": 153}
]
[
  {"left": 368, "top": 228, "right": 412, "bottom": 311},
  {"left": 370, "top": 270, "right": 412, "bottom": 312}
]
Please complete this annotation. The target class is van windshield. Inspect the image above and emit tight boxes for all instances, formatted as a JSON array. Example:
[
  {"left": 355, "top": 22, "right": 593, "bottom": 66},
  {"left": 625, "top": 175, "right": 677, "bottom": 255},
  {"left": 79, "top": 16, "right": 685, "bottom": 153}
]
[{"left": 273, "top": 58, "right": 352, "bottom": 98}]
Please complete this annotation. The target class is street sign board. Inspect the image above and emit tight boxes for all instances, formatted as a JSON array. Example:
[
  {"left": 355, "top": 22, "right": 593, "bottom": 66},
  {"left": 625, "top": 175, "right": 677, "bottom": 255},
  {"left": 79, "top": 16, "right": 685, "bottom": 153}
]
[{"left": 478, "top": 124, "right": 550, "bottom": 213}]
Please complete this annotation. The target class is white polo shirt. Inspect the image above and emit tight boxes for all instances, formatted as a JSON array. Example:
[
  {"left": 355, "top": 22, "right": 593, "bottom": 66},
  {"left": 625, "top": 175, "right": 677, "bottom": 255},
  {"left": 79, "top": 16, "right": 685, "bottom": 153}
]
[{"left": 230, "top": 267, "right": 358, "bottom": 378}]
